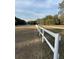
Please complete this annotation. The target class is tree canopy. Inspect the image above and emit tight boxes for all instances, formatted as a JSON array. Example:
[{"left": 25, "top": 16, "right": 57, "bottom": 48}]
[
  {"left": 36, "top": 0, "right": 64, "bottom": 25},
  {"left": 58, "top": 0, "right": 64, "bottom": 24},
  {"left": 37, "top": 15, "right": 61, "bottom": 25}
]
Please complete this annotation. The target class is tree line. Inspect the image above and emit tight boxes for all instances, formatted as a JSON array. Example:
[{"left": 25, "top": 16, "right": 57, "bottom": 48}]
[
  {"left": 36, "top": 0, "right": 64, "bottom": 25},
  {"left": 15, "top": 0, "right": 64, "bottom": 25},
  {"left": 36, "top": 14, "right": 63, "bottom": 25},
  {"left": 15, "top": 17, "right": 37, "bottom": 26},
  {"left": 15, "top": 17, "right": 27, "bottom": 25}
]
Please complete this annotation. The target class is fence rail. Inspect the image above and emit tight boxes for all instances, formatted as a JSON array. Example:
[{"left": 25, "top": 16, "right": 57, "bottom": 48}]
[{"left": 35, "top": 25, "right": 61, "bottom": 59}]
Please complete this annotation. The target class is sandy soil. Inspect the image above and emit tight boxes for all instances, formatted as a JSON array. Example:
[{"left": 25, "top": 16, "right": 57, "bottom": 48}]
[{"left": 16, "top": 25, "right": 64, "bottom": 30}]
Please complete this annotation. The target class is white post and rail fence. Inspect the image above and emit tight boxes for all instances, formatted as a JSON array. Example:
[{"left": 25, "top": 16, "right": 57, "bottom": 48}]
[{"left": 36, "top": 25, "right": 61, "bottom": 59}]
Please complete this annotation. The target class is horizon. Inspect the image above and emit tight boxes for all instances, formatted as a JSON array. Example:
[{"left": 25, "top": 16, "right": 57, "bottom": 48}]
[{"left": 16, "top": 0, "right": 62, "bottom": 21}]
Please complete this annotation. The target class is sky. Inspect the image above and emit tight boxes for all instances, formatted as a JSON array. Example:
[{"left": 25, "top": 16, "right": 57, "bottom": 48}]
[{"left": 15, "top": 0, "right": 62, "bottom": 21}]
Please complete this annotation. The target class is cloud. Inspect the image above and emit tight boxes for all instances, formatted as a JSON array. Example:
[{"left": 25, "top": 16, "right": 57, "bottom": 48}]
[
  {"left": 16, "top": 0, "right": 60, "bottom": 20},
  {"left": 16, "top": 0, "right": 59, "bottom": 9}
]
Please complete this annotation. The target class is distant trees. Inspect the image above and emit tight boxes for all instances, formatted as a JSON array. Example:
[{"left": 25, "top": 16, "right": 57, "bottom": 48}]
[
  {"left": 37, "top": 15, "right": 61, "bottom": 25},
  {"left": 27, "top": 21, "right": 37, "bottom": 25},
  {"left": 54, "top": 15, "right": 60, "bottom": 25},
  {"left": 37, "top": 0, "right": 64, "bottom": 25},
  {"left": 37, "top": 15, "right": 54, "bottom": 25},
  {"left": 15, "top": 17, "right": 37, "bottom": 25},
  {"left": 44, "top": 15, "right": 54, "bottom": 25},
  {"left": 15, "top": 17, "right": 26, "bottom": 25}
]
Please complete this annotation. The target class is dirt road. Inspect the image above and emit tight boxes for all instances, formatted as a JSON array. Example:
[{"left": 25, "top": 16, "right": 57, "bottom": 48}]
[
  {"left": 16, "top": 25, "right": 53, "bottom": 59},
  {"left": 16, "top": 25, "right": 64, "bottom": 30},
  {"left": 15, "top": 25, "right": 64, "bottom": 59},
  {"left": 16, "top": 26, "right": 42, "bottom": 59},
  {"left": 41, "top": 25, "right": 64, "bottom": 29}
]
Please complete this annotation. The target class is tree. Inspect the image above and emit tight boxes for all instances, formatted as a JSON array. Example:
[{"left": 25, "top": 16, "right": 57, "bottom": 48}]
[
  {"left": 54, "top": 15, "right": 60, "bottom": 25},
  {"left": 15, "top": 17, "right": 26, "bottom": 25},
  {"left": 27, "top": 21, "right": 37, "bottom": 25},
  {"left": 59, "top": 0, "right": 64, "bottom": 14},
  {"left": 58, "top": 0, "right": 64, "bottom": 25},
  {"left": 37, "top": 15, "right": 55, "bottom": 25}
]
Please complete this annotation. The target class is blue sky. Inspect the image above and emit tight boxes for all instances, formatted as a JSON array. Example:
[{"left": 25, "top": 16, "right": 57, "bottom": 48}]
[{"left": 16, "top": 0, "right": 62, "bottom": 20}]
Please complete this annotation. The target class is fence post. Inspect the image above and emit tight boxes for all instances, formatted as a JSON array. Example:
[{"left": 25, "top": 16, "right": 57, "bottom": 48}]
[
  {"left": 42, "top": 29, "right": 44, "bottom": 43},
  {"left": 53, "top": 33, "right": 59, "bottom": 59}
]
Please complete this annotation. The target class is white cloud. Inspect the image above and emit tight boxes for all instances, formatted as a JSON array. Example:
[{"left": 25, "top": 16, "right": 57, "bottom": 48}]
[
  {"left": 16, "top": 0, "right": 58, "bottom": 8},
  {"left": 31, "top": 0, "right": 57, "bottom": 8},
  {"left": 16, "top": 0, "right": 59, "bottom": 19}
]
